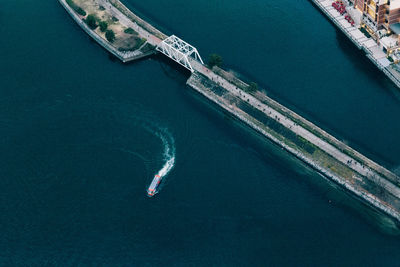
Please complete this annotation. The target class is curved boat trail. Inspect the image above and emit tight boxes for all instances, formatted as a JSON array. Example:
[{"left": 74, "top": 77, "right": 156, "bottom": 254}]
[{"left": 147, "top": 128, "right": 176, "bottom": 197}]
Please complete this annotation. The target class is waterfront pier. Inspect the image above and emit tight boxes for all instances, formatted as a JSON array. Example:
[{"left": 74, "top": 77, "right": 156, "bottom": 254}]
[
  {"left": 60, "top": 0, "right": 400, "bottom": 226},
  {"left": 310, "top": 0, "right": 400, "bottom": 89}
]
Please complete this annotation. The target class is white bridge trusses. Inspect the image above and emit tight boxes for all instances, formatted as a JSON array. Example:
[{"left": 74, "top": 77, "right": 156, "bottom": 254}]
[{"left": 156, "top": 35, "right": 204, "bottom": 72}]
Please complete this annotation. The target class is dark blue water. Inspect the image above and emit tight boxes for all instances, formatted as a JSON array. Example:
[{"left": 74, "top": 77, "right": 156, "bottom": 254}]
[{"left": 0, "top": 0, "right": 400, "bottom": 265}]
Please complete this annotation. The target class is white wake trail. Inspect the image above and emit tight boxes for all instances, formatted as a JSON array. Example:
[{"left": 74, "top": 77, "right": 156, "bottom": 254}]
[
  {"left": 156, "top": 131, "right": 176, "bottom": 179},
  {"left": 147, "top": 128, "right": 176, "bottom": 197}
]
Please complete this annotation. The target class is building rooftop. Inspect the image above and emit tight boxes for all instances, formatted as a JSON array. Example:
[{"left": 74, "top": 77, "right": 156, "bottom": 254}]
[
  {"left": 376, "top": 0, "right": 388, "bottom": 5},
  {"left": 380, "top": 35, "right": 399, "bottom": 50},
  {"left": 390, "top": 0, "right": 400, "bottom": 10},
  {"left": 390, "top": 23, "right": 400, "bottom": 35}
]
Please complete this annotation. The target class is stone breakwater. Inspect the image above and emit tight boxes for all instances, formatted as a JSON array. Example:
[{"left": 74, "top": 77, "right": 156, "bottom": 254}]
[
  {"left": 187, "top": 72, "right": 400, "bottom": 226},
  {"left": 212, "top": 66, "right": 399, "bottom": 187}
]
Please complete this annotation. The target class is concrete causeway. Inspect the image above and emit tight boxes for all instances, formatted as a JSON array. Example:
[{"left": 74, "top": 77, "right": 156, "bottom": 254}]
[
  {"left": 60, "top": 0, "right": 400, "bottom": 226},
  {"left": 191, "top": 60, "right": 399, "bottom": 188},
  {"left": 188, "top": 59, "right": 400, "bottom": 224}
]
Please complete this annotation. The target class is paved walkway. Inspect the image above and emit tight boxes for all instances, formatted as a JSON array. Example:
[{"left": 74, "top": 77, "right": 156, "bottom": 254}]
[{"left": 98, "top": 0, "right": 163, "bottom": 46}]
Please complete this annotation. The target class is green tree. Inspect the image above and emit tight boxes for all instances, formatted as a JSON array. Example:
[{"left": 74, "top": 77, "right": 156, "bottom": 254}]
[
  {"left": 76, "top": 7, "right": 86, "bottom": 16},
  {"left": 86, "top": 14, "right": 97, "bottom": 30},
  {"left": 247, "top": 82, "right": 258, "bottom": 93},
  {"left": 99, "top": 21, "right": 108, "bottom": 32},
  {"left": 105, "top": 29, "right": 116, "bottom": 42},
  {"left": 66, "top": 0, "right": 86, "bottom": 16},
  {"left": 208, "top": 54, "right": 223, "bottom": 68},
  {"left": 124, "top": 27, "right": 136, "bottom": 34}
]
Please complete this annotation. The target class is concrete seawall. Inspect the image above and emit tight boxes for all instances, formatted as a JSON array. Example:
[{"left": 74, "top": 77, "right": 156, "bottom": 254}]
[
  {"left": 187, "top": 72, "right": 400, "bottom": 225},
  {"left": 211, "top": 67, "right": 399, "bottom": 186}
]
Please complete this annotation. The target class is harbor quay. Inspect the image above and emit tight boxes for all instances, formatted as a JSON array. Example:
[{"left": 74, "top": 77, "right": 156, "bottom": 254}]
[
  {"left": 60, "top": 0, "right": 400, "bottom": 226},
  {"left": 310, "top": 0, "right": 400, "bottom": 88}
]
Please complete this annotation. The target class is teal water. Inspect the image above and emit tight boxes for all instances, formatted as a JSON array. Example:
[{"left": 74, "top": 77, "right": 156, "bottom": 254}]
[{"left": 0, "top": 0, "right": 400, "bottom": 265}]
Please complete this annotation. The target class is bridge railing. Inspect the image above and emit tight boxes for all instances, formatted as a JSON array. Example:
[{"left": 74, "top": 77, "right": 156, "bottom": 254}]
[{"left": 156, "top": 35, "right": 204, "bottom": 72}]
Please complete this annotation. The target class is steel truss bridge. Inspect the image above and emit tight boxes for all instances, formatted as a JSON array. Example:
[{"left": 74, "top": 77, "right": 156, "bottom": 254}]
[{"left": 156, "top": 35, "right": 204, "bottom": 72}]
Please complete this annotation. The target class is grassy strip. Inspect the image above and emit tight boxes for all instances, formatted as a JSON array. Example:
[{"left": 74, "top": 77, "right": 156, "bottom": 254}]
[
  {"left": 140, "top": 43, "right": 156, "bottom": 53},
  {"left": 192, "top": 72, "right": 398, "bottom": 217},
  {"left": 195, "top": 71, "right": 357, "bottom": 179},
  {"left": 124, "top": 27, "right": 137, "bottom": 34},
  {"left": 212, "top": 66, "right": 388, "bottom": 177},
  {"left": 239, "top": 98, "right": 317, "bottom": 155},
  {"left": 66, "top": 0, "right": 86, "bottom": 16},
  {"left": 133, "top": 37, "right": 146, "bottom": 50},
  {"left": 118, "top": 37, "right": 147, "bottom": 52}
]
